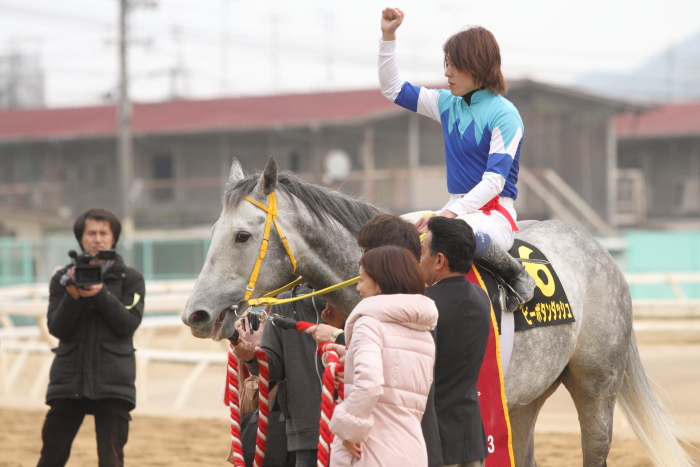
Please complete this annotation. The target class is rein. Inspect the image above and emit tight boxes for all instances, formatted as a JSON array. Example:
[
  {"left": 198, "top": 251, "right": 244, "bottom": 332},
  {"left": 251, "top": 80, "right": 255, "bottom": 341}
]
[{"left": 248, "top": 276, "right": 359, "bottom": 307}]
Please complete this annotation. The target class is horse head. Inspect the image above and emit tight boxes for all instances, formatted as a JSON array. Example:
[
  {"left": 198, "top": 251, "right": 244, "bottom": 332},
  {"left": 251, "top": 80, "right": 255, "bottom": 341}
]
[{"left": 182, "top": 157, "right": 377, "bottom": 341}]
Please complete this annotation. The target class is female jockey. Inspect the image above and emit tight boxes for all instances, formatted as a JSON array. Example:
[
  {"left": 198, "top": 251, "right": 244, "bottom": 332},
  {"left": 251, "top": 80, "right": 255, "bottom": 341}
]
[{"left": 378, "top": 7, "right": 534, "bottom": 311}]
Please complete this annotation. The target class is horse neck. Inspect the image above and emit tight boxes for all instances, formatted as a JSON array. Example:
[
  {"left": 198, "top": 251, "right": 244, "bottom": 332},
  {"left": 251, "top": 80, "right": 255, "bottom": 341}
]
[{"left": 289, "top": 211, "right": 363, "bottom": 317}]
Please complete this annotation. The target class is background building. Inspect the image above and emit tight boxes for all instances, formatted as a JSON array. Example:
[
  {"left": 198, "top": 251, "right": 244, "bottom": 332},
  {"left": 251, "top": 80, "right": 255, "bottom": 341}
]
[
  {"left": 0, "top": 80, "right": 646, "bottom": 238},
  {"left": 616, "top": 101, "right": 700, "bottom": 228}
]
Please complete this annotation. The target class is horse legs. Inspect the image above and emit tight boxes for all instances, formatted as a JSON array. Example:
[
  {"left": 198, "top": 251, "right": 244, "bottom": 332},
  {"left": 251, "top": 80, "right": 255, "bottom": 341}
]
[
  {"left": 509, "top": 382, "right": 560, "bottom": 467},
  {"left": 560, "top": 364, "right": 619, "bottom": 467}
]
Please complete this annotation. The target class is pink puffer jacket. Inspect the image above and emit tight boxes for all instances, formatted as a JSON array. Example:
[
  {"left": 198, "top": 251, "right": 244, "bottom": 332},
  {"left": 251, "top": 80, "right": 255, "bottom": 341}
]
[{"left": 329, "top": 294, "right": 438, "bottom": 467}]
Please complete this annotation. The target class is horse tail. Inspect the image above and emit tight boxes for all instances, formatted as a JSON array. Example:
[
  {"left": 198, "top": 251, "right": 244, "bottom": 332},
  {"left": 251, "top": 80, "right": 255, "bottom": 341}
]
[{"left": 617, "top": 333, "right": 696, "bottom": 467}]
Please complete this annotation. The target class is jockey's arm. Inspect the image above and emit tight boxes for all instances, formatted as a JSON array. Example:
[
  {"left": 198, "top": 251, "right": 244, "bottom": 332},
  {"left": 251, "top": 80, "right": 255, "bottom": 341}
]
[{"left": 442, "top": 172, "right": 506, "bottom": 216}]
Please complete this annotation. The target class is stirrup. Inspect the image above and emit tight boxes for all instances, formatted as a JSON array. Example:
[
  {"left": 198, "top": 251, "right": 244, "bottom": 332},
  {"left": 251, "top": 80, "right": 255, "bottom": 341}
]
[
  {"left": 502, "top": 281, "right": 527, "bottom": 312},
  {"left": 505, "top": 290, "right": 527, "bottom": 312},
  {"left": 497, "top": 284, "right": 508, "bottom": 313}
]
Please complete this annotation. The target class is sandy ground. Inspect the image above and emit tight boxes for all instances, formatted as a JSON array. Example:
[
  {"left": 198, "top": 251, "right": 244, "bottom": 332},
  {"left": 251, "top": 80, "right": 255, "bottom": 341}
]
[{"left": 1, "top": 320, "right": 699, "bottom": 466}]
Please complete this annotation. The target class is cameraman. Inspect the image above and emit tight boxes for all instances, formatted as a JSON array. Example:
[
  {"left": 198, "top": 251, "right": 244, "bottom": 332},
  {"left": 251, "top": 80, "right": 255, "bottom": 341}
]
[{"left": 37, "top": 208, "right": 146, "bottom": 467}]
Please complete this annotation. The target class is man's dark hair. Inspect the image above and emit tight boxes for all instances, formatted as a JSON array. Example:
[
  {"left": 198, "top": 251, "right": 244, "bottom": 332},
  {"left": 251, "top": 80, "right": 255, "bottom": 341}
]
[
  {"left": 426, "top": 216, "right": 476, "bottom": 274},
  {"left": 73, "top": 208, "right": 122, "bottom": 250},
  {"left": 356, "top": 214, "right": 421, "bottom": 260},
  {"left": 359, "top": 245, "right": 425, "bottom": 295}
]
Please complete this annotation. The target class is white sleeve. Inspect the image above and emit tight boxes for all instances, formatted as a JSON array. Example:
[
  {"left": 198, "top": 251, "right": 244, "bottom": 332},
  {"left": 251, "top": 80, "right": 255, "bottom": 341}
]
[
  {"left": 378, "top": 39, "right": 404, "bottom": 102},
  {"left": 378, "top": 39, "right": 442, "bottom": 122}
]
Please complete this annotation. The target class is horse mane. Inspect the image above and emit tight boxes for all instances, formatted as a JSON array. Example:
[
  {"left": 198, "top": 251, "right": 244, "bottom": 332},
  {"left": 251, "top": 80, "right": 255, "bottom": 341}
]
[{"left": 224, "top": 170, "right": 380, "bottom": 234}]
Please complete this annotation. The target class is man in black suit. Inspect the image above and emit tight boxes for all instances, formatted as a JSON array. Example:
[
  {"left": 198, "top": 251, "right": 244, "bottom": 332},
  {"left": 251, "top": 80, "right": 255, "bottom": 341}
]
[{"left": 420, "top": 216, "right": 492, "bottom": 467}]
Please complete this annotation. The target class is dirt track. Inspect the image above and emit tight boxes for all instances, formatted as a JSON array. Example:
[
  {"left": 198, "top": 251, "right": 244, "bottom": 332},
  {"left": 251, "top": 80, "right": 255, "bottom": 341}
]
[{"left": 1, "top": 320, "right": 699, "bottom": 466}]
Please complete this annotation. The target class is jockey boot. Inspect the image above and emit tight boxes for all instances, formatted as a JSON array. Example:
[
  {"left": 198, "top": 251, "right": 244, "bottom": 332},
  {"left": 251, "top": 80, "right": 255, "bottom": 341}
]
[{"left": 474, "top": 233, "right": 535, "bottom": 312}]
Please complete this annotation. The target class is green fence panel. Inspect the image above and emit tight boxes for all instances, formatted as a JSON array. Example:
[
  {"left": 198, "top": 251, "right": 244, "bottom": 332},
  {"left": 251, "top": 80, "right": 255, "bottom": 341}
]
[
  {"left": 625, "top": 230, "right": 700, "bottom": 299},
  {"left": 4, "top": 230, "right": 698, "bottom": 298},
  {"left": 0, "top": 239, "right": 35, "bottom": 285},
  {"left": 0, "top": 236, "right": 212, "bottom": 285}
]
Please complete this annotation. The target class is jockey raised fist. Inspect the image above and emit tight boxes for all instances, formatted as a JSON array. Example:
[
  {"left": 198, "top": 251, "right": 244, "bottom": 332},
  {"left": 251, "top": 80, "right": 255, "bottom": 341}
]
[{"left": 381, "top": 7, "right": 404, "bottom": 41}]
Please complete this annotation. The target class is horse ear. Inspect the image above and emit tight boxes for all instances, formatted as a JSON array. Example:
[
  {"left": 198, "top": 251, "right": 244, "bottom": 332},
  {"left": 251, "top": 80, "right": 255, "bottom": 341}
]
[
  {"left": 255, "top": 157, "right": 277, "bottom": 196},
  {"left": 227, "top": 158, "right": 245, "bottom": 190}
]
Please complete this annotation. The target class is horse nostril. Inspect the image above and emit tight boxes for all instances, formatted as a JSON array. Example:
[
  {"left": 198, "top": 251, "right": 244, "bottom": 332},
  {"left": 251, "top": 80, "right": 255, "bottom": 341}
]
[{"left": 189, "top": 310, "right": 210, "bottom": 324}]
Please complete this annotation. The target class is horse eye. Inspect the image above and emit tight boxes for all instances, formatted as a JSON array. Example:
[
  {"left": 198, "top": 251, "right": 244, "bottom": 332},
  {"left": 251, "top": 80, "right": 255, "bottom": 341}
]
[{"left": 235, "top": 232, "right": 251, "bottom": 243}]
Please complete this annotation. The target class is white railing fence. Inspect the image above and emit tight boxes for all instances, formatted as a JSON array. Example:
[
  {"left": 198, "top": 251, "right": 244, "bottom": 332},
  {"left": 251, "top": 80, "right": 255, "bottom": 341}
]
[
  {"left": 1, "top": 276, "right": 698, "bottom": 413},
  {"left": 0, "top": 281, "right": 228, "bottom": 416},
  {"left": 625, "top": 272, "right": 700, "bottom": 318}
]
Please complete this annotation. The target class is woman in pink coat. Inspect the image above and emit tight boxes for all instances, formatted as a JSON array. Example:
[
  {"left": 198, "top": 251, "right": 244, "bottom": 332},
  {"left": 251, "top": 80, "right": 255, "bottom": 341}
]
[{"left": 329, "top": 245, "right": 438, "bottom": 466}]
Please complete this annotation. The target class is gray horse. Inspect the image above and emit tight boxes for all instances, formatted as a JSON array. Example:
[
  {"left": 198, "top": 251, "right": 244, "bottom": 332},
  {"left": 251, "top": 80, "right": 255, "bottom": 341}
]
[{"left": 183, "top": 158, "right": 694, "bottom": 467}]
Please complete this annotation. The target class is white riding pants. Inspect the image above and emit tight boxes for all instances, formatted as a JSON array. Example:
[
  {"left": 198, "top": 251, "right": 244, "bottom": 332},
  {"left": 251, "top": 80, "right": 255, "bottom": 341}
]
[{"left": 402, "top": 196, "right": 517, "bottom": 251}]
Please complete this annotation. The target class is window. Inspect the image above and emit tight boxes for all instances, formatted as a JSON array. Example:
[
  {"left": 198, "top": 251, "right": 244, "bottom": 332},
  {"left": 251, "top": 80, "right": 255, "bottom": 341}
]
[{"left": 152, "top": 153, "right": 174, "bottom": 202}]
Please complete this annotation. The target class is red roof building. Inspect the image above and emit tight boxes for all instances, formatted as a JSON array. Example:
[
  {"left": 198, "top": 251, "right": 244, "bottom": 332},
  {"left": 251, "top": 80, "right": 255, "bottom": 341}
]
[
  {"left": 0, "top": 89, "right": 400, "bottom": 143},
  {"left": 616, "top": 102, "right": 700, "bottom": 140},
  {"left": 615, "top": 102, "right": 700, "bottom": 222},
  {"left": 0, "top": 81, "right": 649, "bottom": 233}
]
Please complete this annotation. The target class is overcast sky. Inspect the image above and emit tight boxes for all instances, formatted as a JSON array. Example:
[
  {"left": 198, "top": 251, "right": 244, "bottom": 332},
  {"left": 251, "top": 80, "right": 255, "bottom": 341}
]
[{"left": 1, "top": 0, "right": 699, "bottom": 108}]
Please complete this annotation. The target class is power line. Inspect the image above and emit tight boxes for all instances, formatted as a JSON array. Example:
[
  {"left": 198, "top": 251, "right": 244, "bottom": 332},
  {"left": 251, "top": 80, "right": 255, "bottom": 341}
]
[{"left": 0, "top": 2, "right": 114, "bottom": 28}]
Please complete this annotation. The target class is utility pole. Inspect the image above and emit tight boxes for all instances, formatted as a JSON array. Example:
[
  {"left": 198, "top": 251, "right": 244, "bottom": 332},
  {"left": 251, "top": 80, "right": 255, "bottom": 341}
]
[{"left": 118, "top": 0, "right": 135, "bottom": 259}]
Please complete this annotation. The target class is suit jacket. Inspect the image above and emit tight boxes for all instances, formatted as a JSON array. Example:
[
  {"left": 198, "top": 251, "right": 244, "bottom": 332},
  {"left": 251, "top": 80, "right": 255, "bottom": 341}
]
[
  {"left": 421, "top": 374, "right": 444, "bottom": 467},
  {"left": 425, "top": 275, "right": 491, "bottom": 464}
]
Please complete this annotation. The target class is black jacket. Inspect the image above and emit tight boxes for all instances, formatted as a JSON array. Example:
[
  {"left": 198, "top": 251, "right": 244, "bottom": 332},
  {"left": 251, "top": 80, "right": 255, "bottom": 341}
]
[
  {"left": 45, "top": 254, "right": 145, "bottom": 409},
  {"left": 426, "top": 275, "right": 491, "bottom": 464}
]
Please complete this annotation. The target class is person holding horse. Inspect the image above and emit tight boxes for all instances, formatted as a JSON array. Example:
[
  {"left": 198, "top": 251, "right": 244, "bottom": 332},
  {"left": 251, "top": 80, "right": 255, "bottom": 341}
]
[
  {"left": 378, "top": 7, "right": 535, "bottom": 312},
  {"left": 421, "top": 216, "right": 491, "bottom": 467},
  {"left": 231, "top": 285, "right": 330, "bottom": 467},
  {"left": 235, "top": 316, "right": 296, "bottom": 467},
  {"left": 329, "top": 245, "right": 438, "bottom": 467}
]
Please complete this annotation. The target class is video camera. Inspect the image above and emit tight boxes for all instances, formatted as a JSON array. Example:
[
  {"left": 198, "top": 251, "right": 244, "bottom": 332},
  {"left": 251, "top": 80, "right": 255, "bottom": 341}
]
[{"left": 68, "top": 249, "right": 116, "bottom": 287}]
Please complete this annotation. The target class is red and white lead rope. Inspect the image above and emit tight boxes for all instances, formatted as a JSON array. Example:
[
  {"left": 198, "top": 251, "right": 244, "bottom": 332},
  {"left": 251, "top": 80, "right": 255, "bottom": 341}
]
[
  {"left": 293, "top": 322, "right": 345, "bottom": 467},
  {"left": 225, "top": 343, "right": 245, "bottom": 466},
  {"left": 252, "top": 349, "right": 271, "bottom": 467},
  {"left": 316, "top": 341, "right": 344, "bottom": 467},
  {"left": 225, "top": 344, "right": 271, "bottom": 467}
]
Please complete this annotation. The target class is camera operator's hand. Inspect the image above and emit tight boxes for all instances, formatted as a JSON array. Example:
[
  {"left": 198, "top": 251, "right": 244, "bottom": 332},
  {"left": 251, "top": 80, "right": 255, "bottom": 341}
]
[
  {"left": 65, "top": 284, "right": 80, "bottom": 300},
  {"left": 76, "top": 283, "right": 103, "bottom": 297},
  {"left": 63, "top": 265, "right": 102, "bottom": 298},
  {"left": 62, "top": 266, "right": 81, "bottom": 300}
]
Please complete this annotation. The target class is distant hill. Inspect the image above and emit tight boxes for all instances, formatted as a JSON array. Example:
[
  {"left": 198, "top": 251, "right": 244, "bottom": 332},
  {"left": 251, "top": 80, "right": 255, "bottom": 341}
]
[{"left": 574, "top": 30, "right": 700, "bottom": 103}]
